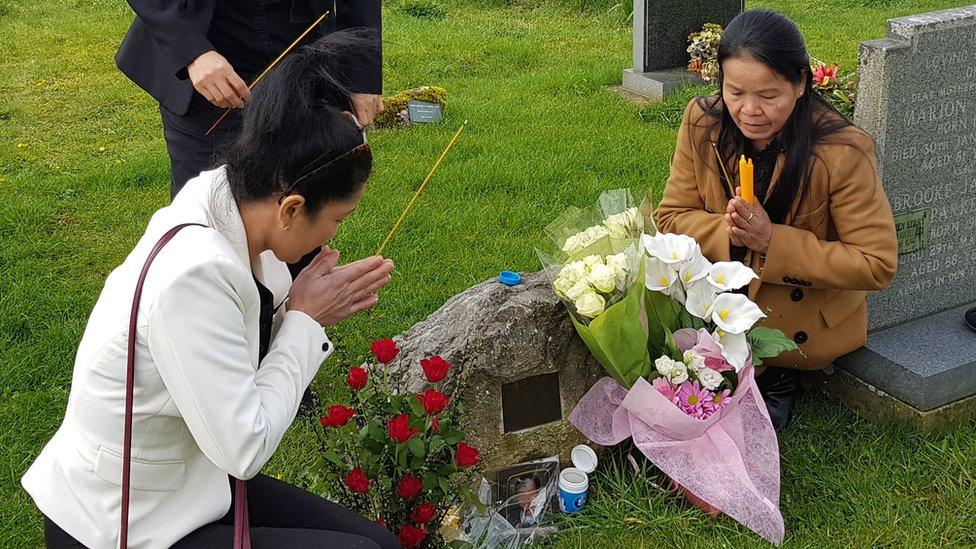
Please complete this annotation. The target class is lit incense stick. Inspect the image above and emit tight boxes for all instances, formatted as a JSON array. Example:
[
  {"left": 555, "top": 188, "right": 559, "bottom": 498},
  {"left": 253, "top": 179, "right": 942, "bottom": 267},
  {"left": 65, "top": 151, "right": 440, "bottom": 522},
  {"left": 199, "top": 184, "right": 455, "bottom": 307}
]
[
  {"left": 376, "top": 121, "right": 468, "bottom": 256},
  {"left": 205, "top": 10, "right": 331, "bottom": 136},
  {"left": 711, "top": 142, "right": 736, "bottom": 199}
]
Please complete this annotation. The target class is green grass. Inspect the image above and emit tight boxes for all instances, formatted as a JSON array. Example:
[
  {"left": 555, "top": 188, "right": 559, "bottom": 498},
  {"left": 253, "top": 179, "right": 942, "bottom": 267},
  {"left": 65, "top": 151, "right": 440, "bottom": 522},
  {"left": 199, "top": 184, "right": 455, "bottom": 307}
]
[{"left": 2, "top": 0, "right": 974, "bottom": 546}]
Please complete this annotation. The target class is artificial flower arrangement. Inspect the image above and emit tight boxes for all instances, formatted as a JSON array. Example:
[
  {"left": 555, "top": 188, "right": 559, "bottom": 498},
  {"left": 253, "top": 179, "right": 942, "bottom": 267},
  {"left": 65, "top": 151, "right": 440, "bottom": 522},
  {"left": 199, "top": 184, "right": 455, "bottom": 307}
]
[
  {"left": 540, "top": 192, "right": 798, "bottom": 545},
  {"left": 687, "top": 23, "right": 723, "bottom": 82},
  {"left": 306, "top": 338, "right": 481, "bottom": 548},
  {"left": 810, "top": 58, "right": 857, "bottom": 118}
]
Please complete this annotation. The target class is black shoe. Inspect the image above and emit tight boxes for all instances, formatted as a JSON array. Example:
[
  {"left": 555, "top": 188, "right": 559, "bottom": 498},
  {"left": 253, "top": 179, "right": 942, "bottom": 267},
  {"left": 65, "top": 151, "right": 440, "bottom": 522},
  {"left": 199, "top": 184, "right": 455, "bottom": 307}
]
[
  {"left": 755, "top": 366, "right": 802, "bottom": 432},
  {"left": 966, "top": 307, "right": 976, "bottom": 332}
]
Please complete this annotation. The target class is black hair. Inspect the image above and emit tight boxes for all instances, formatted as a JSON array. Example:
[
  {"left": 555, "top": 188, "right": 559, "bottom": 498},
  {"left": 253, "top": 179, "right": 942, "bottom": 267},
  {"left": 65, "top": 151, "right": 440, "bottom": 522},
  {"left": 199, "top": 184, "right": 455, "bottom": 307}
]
[
  {"left": 695, "top": 10, "right": 856, "bottom": 215},
  {"left": 220, "top": 29, "right": 377, "bottom": 217}
]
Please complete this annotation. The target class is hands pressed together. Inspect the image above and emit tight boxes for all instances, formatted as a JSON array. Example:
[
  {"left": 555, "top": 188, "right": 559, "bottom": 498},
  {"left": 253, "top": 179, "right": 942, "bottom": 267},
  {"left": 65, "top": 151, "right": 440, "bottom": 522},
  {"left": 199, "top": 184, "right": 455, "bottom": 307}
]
[
  {"left": 725, "top": 187, "right": 772, "bottom": 254},
  {"left": 287, "top": 247, "right": 395, "bottom": 327}
]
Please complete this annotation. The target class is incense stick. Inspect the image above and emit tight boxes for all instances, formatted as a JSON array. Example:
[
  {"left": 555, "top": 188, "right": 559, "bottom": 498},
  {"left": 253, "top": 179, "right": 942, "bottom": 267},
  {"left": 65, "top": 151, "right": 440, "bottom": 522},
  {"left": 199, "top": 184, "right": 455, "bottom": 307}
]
[
  {"left": 376, "top": 121, "right": 468, "bottom": 256},
  {"left": 711, "top": 142, "right": 737, "bottom": 199},
  {"left": 205, "top": 10, "right": 331, "bottom": 136}
]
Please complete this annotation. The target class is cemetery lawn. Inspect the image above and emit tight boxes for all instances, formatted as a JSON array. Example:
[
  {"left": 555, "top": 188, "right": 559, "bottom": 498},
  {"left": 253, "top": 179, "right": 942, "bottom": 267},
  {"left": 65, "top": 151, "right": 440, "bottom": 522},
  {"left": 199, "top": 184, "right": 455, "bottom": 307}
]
[{"left": 2, "top": 0, "right": 974, "bottom": 546}]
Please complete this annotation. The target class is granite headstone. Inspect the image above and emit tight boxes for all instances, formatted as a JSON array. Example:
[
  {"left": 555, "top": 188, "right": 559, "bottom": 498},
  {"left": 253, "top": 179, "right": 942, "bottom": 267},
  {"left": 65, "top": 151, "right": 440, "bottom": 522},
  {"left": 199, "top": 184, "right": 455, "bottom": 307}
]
[
  {"left": 622, "top": 0, "right": 741, "bottom": 98},
  {"left": 829, "top": 6, "right": 976, "bottom": 428}
]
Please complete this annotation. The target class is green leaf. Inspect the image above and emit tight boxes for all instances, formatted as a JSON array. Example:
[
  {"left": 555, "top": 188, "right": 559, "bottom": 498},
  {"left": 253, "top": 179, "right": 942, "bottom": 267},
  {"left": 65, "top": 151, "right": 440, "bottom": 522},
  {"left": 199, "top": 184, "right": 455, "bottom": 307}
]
[
  {"left": 423, "top": 473, "right": 438, "bottom": 492},
  {"left": 747, "top": 327, "right": 800, "bottom": 365},
  {"left": 409, "top": 394, "right": 425, "bottom": 417},
  {"left": 441, "top": 429, "right": 464, "bottom": 445},
  {"left": 662, "top": 325, "right": 682, "bottom": 362},
  {"left": 407, "top": 436, "right": 426, "bottom": 458},
  {"left": 448, "top": 541, "right": 476, "bottom": 549},
  {"left": 439, "top": 477, "right": 451, "bottom": 495},
  {"left": 368, "top": 421, "right": 385, "bottom": 442},
  {"left": 428, "top": 435, "right": 445, "bottom": 454},
  {"left": 396, "top": 443, "right": 408, "bottom": 469},
  {"left": 322, "top": 450, "right": 343, "bottom": 468},
  {"left": 411, "top": 454, "right": 425, "bottom": 469}
]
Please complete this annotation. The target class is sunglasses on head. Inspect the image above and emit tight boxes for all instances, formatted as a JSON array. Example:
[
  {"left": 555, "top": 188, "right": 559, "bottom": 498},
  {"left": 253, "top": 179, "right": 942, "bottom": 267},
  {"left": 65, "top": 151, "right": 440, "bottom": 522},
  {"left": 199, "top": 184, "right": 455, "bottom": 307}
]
[{"left": 277, "top": 114, "right": 370, "bottom": 204}]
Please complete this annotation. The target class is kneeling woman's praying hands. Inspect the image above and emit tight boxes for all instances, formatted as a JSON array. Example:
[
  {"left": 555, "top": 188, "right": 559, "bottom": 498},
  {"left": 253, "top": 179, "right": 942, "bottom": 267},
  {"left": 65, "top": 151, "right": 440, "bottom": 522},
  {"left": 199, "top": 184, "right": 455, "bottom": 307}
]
[{"left": 23, "top": 32, "right": 399, "bottom": 549}]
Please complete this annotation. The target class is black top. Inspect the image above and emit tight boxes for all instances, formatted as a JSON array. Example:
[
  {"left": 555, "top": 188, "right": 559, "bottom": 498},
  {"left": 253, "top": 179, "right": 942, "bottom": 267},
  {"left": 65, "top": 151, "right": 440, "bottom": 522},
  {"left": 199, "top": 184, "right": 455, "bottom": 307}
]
[
  {"left": 209, "top": 0, "right": 323, "bottom": 82},
  {"left": 254, "top": 278, "right": 276, "bottom": 361}
]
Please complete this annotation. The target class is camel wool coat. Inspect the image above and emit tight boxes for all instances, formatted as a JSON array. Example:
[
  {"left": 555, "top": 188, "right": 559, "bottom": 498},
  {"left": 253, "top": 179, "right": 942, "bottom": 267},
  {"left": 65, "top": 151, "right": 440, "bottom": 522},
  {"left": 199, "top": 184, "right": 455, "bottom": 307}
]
[{"left": 653, "top": 99, "right": 898, "bottom": 370}]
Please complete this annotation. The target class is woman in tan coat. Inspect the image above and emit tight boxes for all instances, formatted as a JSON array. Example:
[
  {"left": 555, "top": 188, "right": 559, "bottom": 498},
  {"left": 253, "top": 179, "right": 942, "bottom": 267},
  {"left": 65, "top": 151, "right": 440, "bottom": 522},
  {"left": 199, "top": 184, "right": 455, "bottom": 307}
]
[{"left": 654, "top": 10, "right": 898, "bottom": 429}]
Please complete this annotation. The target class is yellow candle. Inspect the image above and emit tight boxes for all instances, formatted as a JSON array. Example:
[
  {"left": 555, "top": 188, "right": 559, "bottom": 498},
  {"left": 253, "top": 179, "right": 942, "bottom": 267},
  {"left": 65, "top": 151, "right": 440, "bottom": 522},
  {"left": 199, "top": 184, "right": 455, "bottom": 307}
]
[{"left": 740, "top": 155, "right": 755, "bottom": 204}]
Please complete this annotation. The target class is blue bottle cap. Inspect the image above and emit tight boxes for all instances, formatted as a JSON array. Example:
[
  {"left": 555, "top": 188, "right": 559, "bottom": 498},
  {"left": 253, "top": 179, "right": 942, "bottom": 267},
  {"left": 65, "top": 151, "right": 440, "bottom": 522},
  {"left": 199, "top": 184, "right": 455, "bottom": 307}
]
[{"left": 498, "top": 270, "right": 522, "bottom": 286}]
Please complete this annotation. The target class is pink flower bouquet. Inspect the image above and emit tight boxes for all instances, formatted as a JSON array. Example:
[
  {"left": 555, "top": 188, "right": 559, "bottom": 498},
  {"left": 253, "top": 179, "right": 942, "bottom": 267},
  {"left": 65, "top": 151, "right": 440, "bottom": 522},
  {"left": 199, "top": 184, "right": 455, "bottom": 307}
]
[{"left": 567, "top": 232, "right": 799, "bottom": 545}]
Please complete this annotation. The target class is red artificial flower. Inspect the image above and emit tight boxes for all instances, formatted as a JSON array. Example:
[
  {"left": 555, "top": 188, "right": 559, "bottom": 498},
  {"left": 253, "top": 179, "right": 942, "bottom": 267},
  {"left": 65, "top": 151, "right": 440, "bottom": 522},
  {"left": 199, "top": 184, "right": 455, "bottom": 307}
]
[
  {"left": 455, "top": 441, "right": 480, "bottom": 468},
  {"left": 410, "top": 502, "right": 437, "bottom": 524},
  {"left": 347, "top": 367, "right": 368, "bottom": 390},
  {"left": 813, "top": 63, "right": 840, "bottom": 86},
  {"left": 417, "top": 389, "right": 449, "bottom": 416},
  {"left": 344, "top": 467, "right": 370, "bottom": 494},
  {"left": 320, "top": 405, "right": 355, "bottom": 428},
  {"left": 397, "top": 524, "right": 426, "bottom": 548},
  {"left": 396, "top": 475, "right": 424, "bottom": 500},
  {"left": 420, "top": 355, "right": 451, "bottom": 383},
  {"left": 370, "top": 339, "right": 399, "bottom": 364},
  {"left": 388, "top": 414, "right": 420, "bottom": 443},
  {"left": 431, "top": 415, "right": 440, "bottom": 433}
]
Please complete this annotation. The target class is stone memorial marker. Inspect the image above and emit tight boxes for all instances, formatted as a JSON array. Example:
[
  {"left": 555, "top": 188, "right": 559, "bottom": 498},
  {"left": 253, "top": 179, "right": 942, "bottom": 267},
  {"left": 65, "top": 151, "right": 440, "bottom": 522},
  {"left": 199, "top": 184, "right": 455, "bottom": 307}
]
[
  {"left": 828, "top": 6, "right": 976, "bottom": 429},
  {"left": 407, "top": 100, "right": 443, "bottom": 123},
  {"left": 622, "top": 0, "right": 741, "bottom": 98},
  {"left": 388, "top": 273, "right": 604, "bottom": 474}
]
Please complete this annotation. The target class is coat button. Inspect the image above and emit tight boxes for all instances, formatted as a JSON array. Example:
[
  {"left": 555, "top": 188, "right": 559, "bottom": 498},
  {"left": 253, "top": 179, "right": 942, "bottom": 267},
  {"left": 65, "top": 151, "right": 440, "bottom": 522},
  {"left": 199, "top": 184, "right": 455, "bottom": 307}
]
[
  {"left": 322, "top": 340, "right": 332, "bottom": 353},
  {"left": 794, "top": 331, "right": 808, "bottom": 344},
  {"left": 791, "top": 288, "right": 804, "bottom": 302}
]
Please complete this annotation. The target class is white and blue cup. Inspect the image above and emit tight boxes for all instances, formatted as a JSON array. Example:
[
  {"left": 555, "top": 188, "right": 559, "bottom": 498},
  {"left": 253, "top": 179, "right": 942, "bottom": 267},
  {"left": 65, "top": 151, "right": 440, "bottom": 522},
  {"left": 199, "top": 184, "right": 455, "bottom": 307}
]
[{"left": 558, "top": 467, "right": 588, "bottom": 513}]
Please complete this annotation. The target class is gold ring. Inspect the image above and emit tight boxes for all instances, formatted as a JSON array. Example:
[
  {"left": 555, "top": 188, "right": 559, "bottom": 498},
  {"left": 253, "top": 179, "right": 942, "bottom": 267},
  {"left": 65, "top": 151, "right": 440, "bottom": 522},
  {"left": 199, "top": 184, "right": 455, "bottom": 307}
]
[{"left": 747, "top": 213, "right": 755, "bottom": 221}]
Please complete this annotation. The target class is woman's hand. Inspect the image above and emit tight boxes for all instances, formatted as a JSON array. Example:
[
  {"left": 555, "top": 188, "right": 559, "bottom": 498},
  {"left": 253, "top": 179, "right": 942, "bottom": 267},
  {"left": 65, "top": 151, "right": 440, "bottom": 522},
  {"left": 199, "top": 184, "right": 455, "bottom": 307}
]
[
  {"left": 349, "top": 93, "right": 384, "bottom": 128},
  {"left": 726, "top": 188, "right": 772, "bottom": 253},
  {"left": 287, "top": 247, "right": 394, "bottom": 327}
]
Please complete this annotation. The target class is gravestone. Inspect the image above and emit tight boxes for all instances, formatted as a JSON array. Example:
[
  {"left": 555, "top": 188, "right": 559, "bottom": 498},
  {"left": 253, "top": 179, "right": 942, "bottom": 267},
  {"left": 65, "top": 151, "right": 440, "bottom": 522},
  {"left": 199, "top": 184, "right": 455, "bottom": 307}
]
[
  {"left": 828, "top": 6, "right": 976, "bottom": 429},
  {"left": 387, "top": 272, "right": 604, "bottom": 474},
  {"left": 622, "top": 0, "right": 741, "bottom": 99}
]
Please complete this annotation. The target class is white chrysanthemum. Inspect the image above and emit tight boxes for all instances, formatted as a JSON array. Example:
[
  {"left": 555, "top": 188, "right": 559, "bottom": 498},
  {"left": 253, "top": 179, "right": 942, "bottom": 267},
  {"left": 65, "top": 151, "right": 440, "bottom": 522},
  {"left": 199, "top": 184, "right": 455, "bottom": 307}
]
[
  {"left": 683, "top": 350, "right": 706, "bottom": 372},
  {"left": 685, "top": 279, "right": 718, "bottom": 319},
  {"left": 711, "top": 293, "right": 766, "bottom": 334},
  {"left": 654, "top": 356, "right": 689, "bottom": 384},
  {"left": 697, "top": 367, "right": 724, "bottom": 391},
  {"left": 641, "top": 232, "right": 697, "bottom": 265},
  {"left": 707, "top": 261, "right": 759, "bottom": 292},
  {"left": 587, "top": 262, "right": 617, "bottom": 293},
  {"left": 575, "top": 290, "right": 606, "bottom": 318}
]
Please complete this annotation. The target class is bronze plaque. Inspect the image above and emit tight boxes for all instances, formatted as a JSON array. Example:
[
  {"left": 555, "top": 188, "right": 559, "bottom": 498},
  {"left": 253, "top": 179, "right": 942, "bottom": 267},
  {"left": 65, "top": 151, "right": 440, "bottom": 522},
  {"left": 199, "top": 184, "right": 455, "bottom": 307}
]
[{"left": 501, "top": 373, "right": 561, "bottom": 433}]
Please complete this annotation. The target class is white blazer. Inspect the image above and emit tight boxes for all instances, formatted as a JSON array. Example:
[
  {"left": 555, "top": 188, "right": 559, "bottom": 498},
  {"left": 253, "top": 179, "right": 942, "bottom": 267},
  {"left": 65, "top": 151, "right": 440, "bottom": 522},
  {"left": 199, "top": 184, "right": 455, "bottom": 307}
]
[{"left": 22, "top": 168, "right": 333, "bottom": 548}]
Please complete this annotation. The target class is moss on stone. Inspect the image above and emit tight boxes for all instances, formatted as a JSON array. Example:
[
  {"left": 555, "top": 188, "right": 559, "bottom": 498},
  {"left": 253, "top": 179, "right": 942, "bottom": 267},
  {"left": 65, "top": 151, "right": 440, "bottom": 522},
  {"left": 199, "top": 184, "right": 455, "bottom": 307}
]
[{"left": 375, "top": 85, "right": 448, "bottom": 128}]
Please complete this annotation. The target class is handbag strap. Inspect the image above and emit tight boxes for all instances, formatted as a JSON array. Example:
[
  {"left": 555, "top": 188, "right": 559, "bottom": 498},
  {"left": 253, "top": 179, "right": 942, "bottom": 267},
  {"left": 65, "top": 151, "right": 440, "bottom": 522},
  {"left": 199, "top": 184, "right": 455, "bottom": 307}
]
[{"left": 120, "top": 223, "right": 251, "bottom": 549}]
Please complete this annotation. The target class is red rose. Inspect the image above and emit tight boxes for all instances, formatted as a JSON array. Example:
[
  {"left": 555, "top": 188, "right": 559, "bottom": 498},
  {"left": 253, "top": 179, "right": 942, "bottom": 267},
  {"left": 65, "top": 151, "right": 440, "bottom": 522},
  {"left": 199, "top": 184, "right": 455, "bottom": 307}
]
[
  {"left": 395, "top": 475, "right": 424, "bottom": 500},
  {"left": 455, "top": 441, "right": 480, "bottom": 468},
  {"left": 417, "top": 389, "right": 449, "bottom": 416},
  {"left": 387, "top": 414, "right": 419, "bottom": 443},
  {"left": 320, "top": 405, "right": 355, "bottom": 428},
  {"left": 431, "top": 415, "right": 440, "bottom": 433},
  {"left": 397, "top": 524, "right": 426, "bottom": 548},
  {"left": 410, "top": 502, "right": 437, "bottom": 524},
  {"left": 370, "top": 339, "right": 399, "bottom": 364},
  {"left": 344, "top": 467, "right": 370, "bottom": 494},
  {"left": 347, "top": 367, "right": 368, "bottom": 390},
  {"left": 420, "top": 355, "right": 451, "bottom": 383}
]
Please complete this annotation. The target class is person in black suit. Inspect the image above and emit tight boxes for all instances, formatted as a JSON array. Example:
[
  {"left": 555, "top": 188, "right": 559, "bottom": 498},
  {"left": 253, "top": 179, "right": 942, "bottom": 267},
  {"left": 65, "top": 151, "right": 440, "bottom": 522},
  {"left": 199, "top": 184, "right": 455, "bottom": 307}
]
[{"left": 116, "top": 0, "right": 383, "bottom": 199}]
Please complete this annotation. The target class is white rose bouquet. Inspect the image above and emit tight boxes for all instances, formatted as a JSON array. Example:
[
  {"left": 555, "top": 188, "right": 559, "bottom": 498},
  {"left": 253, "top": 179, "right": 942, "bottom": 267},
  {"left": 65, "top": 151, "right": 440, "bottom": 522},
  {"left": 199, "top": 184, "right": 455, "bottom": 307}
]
[{"left": 537, "top": 189, "right": 653, "bottom": 388}]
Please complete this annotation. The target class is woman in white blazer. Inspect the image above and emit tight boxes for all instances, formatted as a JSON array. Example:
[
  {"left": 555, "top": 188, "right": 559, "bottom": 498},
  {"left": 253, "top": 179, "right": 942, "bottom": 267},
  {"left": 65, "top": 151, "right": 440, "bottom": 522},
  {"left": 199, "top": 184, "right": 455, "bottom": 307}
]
[{"left": 23, "top": 32, "right": 398, "bottom": 549}]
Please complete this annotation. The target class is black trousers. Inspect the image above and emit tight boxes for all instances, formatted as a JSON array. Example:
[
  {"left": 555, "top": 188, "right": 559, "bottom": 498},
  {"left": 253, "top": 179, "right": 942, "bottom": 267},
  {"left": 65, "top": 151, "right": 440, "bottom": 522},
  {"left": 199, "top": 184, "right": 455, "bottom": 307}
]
[
  {"left": 45, "top": 474, "right": 398, "bottom": 548},
  {"left": 159, "top": 92, "right": 244, "bottom": 199}
]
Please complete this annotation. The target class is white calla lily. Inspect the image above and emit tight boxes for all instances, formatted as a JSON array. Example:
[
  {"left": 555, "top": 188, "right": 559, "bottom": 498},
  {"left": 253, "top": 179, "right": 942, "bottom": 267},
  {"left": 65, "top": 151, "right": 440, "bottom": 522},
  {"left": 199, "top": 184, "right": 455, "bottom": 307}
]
[
  {"left": 707, "top": 261, "right": 759, "bottom": 292},
  {"left": 678, "top": 246, "right": 711, "bottom": 286},
  {"left": 685, "top": 279, "right": 718, "bottom": 319},
  {"left": 641, "top": 232, "right": 697, "bottom": 265},
  {"left": 711, "top": 293, "right": 766, "bottom": 334},
  {"left": 712, "top": 329, "right": 751, "bottom": 372},
  {"left": 644, "top": 257, "right": 677, "bottom": 291}
]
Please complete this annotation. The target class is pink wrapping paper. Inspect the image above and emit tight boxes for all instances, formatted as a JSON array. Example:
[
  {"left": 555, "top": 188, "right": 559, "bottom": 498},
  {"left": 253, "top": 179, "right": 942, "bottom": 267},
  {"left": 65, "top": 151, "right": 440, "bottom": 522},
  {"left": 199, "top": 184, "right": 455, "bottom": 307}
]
[{"left": 570, "top": 366, "right": 784, "bottom": 545}]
